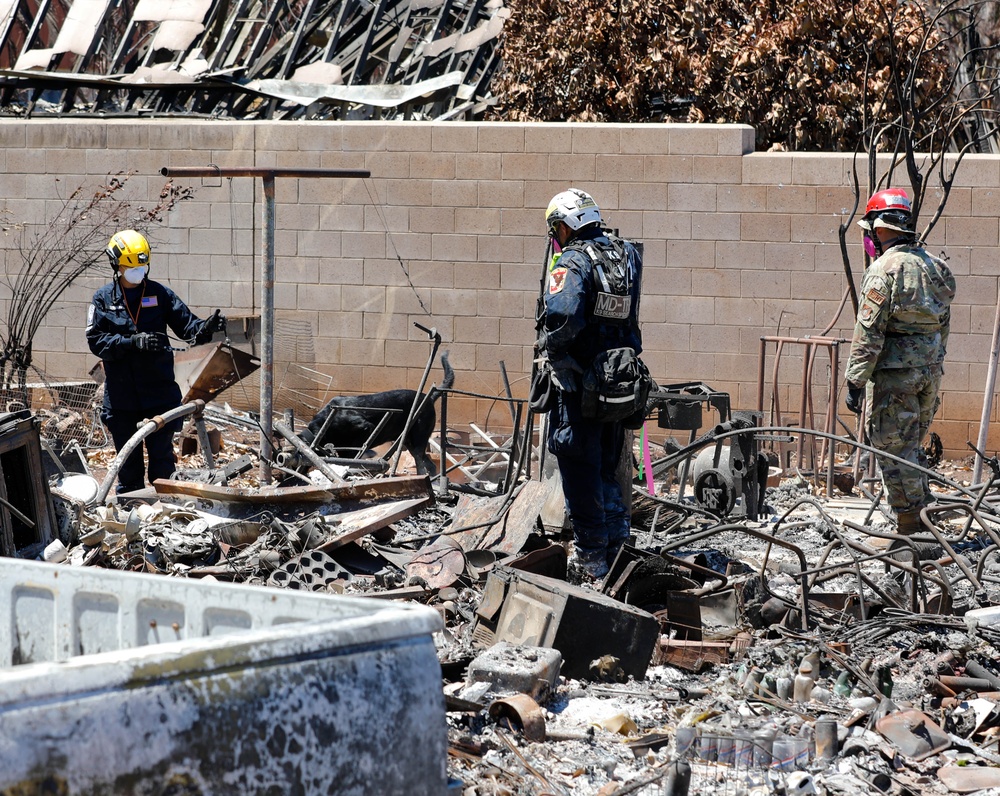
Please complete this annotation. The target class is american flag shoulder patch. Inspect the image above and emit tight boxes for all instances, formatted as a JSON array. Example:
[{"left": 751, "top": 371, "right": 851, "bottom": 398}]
[{"left": 141, "top": 296, "right": 158, "bottom": 307}]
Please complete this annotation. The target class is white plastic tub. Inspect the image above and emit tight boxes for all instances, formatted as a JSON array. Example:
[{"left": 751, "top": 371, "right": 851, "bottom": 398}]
[{"left": 0, "top": 559, "right": 446, "bottom": 795}]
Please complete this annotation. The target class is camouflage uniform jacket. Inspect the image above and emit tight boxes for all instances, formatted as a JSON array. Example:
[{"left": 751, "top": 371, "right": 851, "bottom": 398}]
[{"left": 845, "top": 241, "right": 956, "bottom": 385}]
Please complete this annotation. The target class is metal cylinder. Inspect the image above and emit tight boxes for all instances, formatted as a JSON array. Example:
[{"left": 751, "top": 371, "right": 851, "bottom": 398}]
[
  {"left": 924, "top": 677, "right": 957, "bottom": 698},
  {"left": 965, "top": 660, "right": 1000, "bottom": 690},
  {"left": 662, "top": 759, "right": 691, "bottom": 796},
  {"left": 933, "top": 650, "right": 957, "bottom": 676},
  {"left": 814, "top": 717, "right": 838, "bottom": 762},
  {"left": 937, "top": 675, "right": 994, "bottom": 692}
]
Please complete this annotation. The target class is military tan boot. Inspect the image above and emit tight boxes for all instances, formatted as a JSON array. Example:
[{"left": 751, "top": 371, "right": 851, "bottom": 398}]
[{"left": 896, "top": 510, "right": 922, "bottom": 535}]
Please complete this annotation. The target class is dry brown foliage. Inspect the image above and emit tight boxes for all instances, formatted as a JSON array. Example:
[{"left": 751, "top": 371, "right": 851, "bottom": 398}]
[{"left": 489, "top": 0, "right": 953, "bottom": 151}]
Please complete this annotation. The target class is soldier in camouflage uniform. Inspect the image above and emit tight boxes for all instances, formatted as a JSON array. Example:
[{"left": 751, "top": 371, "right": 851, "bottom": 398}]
[{"left": 844, "top": 188, "right": 956, "bottom": 534}]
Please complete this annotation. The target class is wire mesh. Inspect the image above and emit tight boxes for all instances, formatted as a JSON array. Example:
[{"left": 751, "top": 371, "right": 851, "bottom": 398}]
[
  {"left": 212, "top": 317, "right": 332, "bottom": 422},
  {"left": 0, "top": 365, "right": 108, "bottom": 450}
]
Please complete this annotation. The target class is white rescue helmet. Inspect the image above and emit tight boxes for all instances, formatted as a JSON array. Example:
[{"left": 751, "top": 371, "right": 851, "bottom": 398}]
[{"left": 545, "top": 189, "right": 602, "bottom": 237}]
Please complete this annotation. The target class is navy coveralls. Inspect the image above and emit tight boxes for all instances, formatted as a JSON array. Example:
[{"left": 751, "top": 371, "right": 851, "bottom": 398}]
[
  {"left": 87, "top": 278, "right": 208, "bottom": 493},
  {"left": 542, "top": 226, "right": 643, "bottom": 566}
]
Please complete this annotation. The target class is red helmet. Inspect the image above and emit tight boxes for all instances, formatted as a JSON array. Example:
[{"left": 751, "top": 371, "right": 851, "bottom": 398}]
[
  {"left": 865, "top": 188, "right": 911, "bottom": 216},
  {"left": 858, "top": 188, "right": 913, "bottom": 233}
]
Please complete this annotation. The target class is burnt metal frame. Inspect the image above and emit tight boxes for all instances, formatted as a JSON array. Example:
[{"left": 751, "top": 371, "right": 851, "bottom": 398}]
[
  {"left": 0, "top": 411, "right": 56, "bottom": 556},
  {"left": 433, "top": 385, "right": 530, "bottom": 495},
  {"left": 650, "top": 423, "right": 1000, "bottom": 623},
  {"left": 646, "top": 381, "right": 731, "bottom": 502},
  {"left": 757, "top": 334, "right": 847, "bottom": 496},
  {"left": 658, "top": 522, "right": 812, "bottom": 631},
  {"left": 0, "top": 0, "right": 506, "bottom": 119},
  {"left": 160, "top": 166, "right": 370, "bottom": 484}
]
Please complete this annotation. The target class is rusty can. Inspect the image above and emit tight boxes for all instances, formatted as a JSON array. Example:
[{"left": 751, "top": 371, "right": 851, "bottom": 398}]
[{"left": 814, "top": 717, "right": 838, "bottom": 762}]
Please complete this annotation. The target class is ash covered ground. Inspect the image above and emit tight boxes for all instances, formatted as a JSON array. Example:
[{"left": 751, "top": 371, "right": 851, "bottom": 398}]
[{"left": 43, "top": 412, "right": 1000, "bottom": 795}]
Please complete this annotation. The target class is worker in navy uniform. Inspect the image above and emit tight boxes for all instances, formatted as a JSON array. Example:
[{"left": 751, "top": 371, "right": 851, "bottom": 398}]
[
  {"left": 537, "top": 189, "right": 644, "bottom": 580},
  {"left": 86, "top": 230, "right": 226, "bottom": 495}
]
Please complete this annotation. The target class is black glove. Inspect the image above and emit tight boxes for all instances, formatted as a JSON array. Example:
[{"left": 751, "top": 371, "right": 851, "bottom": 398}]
[
  {"left": 131, "top": 332, "right": 164, "bottom": 353},
  {"left": 549, "top": 356, "right": 582, "bottom": 393},
  {"left": 206, "top": 309, "right": 227, "bottom": 334},
  {"left": 196, "top": 309, "right": 227, "bottom": 343},
  {"left": 845, "top": 382, "right": 864, "bottom": 415}
]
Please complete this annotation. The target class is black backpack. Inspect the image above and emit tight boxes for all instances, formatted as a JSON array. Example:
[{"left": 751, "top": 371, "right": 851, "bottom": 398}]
[{"left": 581, "top": 346, "right": 652, "bottom": 427}]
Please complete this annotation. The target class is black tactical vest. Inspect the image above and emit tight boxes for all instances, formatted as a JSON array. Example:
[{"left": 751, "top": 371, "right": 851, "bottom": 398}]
[{"left": 568, "top": 234, "right": 636, "bottom": 325}]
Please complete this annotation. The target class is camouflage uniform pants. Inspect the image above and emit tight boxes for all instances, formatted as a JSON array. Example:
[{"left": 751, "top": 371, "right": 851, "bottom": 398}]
[{"left": 866, "top": 364, "right": 942, "bottom": 511}]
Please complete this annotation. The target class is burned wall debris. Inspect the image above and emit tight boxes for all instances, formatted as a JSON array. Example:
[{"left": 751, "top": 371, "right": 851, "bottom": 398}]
[{"left": 0, "top": 0, "right": 508, "bottom": 119}]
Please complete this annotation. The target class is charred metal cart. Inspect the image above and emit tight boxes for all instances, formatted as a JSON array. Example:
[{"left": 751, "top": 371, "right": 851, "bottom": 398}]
[{"left": 646, "top": 382, "right": 768, "bottom": 520}]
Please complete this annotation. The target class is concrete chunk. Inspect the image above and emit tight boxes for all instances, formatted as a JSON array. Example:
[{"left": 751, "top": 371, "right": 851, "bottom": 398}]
[{"left": 467, "top": 642, "right": 562, "bottom": 699}]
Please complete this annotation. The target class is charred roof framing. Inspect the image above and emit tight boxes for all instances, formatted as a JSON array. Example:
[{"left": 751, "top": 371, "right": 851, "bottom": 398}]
[{"left": 0, "top": 0, "right": 508, "bottom": 119}]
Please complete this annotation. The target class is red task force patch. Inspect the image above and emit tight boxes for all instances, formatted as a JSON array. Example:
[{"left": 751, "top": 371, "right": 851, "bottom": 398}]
[{"left": 549, "top": 267, "right": 568, "bottom": 294}]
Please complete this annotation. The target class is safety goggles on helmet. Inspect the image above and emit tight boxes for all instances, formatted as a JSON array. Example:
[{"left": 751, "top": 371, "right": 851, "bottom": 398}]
[
  {"left": 870, "top": 209, "right": 913, "bottom": 234},
  {"left": 545, "top": 189, "right": 602, "bottom": 237},
  {"left": 106, "top": 230, "right": 151, "bottom": 269}
]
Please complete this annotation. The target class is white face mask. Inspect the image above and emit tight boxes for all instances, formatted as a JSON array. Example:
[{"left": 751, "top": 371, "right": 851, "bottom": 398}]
[{"left": 120, "top": 266, "right": 148, "bottom": 284}]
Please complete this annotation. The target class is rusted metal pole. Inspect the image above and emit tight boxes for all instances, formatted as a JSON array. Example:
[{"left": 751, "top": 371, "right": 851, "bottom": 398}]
[
  {"left": 826, "top": 341, "right": 841, "bottom": 495},
  {"left": 160, "top": 166, "right": 370, "bottom": 484},
  {"left": 974, "top": 277, "right": 1000, "bottom": 484},
  {"left": 260, "top": 172, "right": 275, "bottom": 483}
]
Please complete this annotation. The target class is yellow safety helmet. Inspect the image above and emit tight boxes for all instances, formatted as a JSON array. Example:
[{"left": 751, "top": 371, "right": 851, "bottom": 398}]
[{"left": 106, "top": 230, "right": 150, "bottom": 269}]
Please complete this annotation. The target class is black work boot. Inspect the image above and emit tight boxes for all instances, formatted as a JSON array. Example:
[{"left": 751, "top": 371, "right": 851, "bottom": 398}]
[
  {"left": 896, "top": 510, "right": 922, "bottom": 535},
  {"left": 606, "top": 534, "right": 633, "bottom": 569},
  {"left": 569, "top": 548, "right": 610, "bottom": 581}
]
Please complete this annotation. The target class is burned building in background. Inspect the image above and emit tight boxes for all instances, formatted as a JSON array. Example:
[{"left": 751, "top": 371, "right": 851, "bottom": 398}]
[{"left": 0, "top": 0, "right": 507, "bottom": 119}]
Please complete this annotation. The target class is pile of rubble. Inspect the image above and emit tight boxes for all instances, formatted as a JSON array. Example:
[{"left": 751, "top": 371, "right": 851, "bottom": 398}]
[
  {"left": 10, "top": 376, "right": 1000, "bottom": 795},
  {"left": 430, "top": 469, "right": 1000, "bottom": 796}
]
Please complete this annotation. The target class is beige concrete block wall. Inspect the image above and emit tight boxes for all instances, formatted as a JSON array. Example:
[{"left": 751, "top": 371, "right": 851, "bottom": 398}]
[{"left": 0, "top": 119, "right": 995, "bottom": 458}]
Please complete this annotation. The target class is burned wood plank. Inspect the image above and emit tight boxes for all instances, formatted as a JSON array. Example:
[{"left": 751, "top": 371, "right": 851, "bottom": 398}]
[
  {"left": 315, "top": 495, "right": 433, "bottom": 551},
  {"left": 152, "top": 473, "right": 432, "bottom": 504},
  {"left": 449, "top": 478, "right": 552, "bottom": 554}
]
